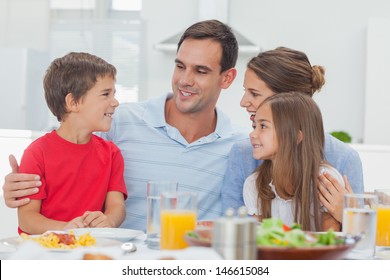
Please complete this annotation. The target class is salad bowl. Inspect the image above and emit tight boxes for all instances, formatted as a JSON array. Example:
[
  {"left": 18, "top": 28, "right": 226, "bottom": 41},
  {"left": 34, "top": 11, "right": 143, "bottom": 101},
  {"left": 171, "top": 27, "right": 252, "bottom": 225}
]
[
  {"left": 257, "top": 240, "right": 355, "bottom": 260},
  {"left": 256, "top": 218, "right": 358, "bottom": 260}
]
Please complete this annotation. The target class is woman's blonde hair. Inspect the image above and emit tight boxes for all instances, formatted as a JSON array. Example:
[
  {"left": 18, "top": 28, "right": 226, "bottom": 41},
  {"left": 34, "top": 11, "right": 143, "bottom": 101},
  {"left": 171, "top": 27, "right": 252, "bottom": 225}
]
[{"left": 255, "top": 92, "right": 325, "bottom": 231}]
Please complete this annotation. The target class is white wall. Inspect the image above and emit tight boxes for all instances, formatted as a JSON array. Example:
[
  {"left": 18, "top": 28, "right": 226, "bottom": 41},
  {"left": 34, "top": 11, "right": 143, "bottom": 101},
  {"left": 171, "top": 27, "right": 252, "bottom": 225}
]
[
  {"left": 141, "top": 0, "right": 390, "bottom": 143},
  {"left": 0, "top": 0, "right": 49, "bottom": 51},
  {"left": 0, "top": 0, "right": 50, "bottom": 131},
  {"left": 350, "top": 144, "right": 390, "bottom": 192},
  {"left": 0, "top": 48, "right": 49, "bottom": 131},
  {"left": 364, "top": 18, "right": 390, "bottom": 145}
]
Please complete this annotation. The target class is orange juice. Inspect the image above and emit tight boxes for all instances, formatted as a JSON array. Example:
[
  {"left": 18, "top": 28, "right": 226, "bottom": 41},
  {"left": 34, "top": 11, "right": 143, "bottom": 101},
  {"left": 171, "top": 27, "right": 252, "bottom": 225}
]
[
  {"left": 160, "top": 210, "right": 196, "bottom": 249},
  {"left": 376, "top": 207, "right": 390, "bottom": 246}
]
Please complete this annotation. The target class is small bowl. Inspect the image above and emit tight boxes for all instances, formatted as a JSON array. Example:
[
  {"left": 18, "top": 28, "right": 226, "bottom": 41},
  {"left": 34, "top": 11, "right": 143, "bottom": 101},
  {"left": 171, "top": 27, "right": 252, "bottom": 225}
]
[{"left": 184, "top": 228, "right": 212, "bottom": 247}]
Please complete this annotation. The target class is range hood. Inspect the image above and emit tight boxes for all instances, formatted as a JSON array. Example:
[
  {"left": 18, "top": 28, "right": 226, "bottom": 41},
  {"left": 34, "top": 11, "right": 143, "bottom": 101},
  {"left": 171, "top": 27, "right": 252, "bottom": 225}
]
[{"left": 154, "top": 0, "right": 260, "bottom": 54}]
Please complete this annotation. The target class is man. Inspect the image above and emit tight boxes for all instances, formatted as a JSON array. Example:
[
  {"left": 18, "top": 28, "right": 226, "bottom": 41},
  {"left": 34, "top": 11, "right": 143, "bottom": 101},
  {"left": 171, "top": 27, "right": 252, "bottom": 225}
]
[{"left": 2, "top": 20, "right": 248, "bottom": 231}]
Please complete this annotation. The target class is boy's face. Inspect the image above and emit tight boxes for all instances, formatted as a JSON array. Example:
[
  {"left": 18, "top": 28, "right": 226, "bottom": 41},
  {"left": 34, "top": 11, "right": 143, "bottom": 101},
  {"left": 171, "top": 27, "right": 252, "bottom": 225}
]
[{"left": 77, "top": 76, "right": 118, "bottom": 132}]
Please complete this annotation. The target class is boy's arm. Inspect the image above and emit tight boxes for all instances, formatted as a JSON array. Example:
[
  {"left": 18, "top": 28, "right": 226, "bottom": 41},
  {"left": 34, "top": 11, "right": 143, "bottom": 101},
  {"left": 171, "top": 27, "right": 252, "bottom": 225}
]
[
  {"left": 104, "top": 191, "right": 126, "bottom": 228},
  {"left": 18, "top": 200, "right": 68, "bottom": 234},
  {"left": 82, "top": 191, "right": 126, "bottom": 228}
]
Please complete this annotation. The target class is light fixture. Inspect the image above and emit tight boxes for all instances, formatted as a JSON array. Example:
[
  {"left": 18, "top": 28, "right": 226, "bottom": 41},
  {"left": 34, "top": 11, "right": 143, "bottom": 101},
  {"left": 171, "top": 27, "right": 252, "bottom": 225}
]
[{"left": 154, "top": 0, "right": 260, "bottom": 54}]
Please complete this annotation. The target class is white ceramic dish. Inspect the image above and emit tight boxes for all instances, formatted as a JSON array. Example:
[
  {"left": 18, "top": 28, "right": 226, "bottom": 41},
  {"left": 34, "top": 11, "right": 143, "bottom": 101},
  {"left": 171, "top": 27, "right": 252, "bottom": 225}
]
[
  {"left": 68, "top": 228, "right": 144, "bottom": 242},
  {"left": 0, "top": 235, "right": 121, "bottom": 252}
]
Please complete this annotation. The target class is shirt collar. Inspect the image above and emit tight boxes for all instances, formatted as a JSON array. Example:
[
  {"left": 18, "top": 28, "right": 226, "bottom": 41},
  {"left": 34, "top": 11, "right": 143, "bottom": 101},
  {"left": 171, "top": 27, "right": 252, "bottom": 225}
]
[
  {"left": 142, "top": 93, "right": 237, "bottom": 138},
  {"left": 269, "top": 181, "right": 293, "bottom": 202},
  {"left": 141, "top": 93, "right": 169, "bottom": 127}
]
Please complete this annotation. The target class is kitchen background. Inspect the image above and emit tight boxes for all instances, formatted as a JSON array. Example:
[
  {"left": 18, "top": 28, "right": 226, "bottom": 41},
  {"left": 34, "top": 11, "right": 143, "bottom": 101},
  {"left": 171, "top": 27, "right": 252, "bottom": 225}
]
[{"left": 1, "top": 0, "right": 390, "bottom": 238}]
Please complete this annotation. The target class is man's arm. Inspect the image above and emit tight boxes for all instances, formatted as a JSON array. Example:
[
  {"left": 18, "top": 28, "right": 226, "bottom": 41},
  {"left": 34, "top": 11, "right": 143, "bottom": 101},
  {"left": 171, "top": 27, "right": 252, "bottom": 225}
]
[{"left": 2, "top": 154, "right": 41, "bottom": 208}]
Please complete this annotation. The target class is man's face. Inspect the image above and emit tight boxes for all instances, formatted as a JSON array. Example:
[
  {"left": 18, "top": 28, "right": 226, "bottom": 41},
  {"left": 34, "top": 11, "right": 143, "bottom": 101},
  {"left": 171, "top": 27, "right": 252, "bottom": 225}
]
[{"left": 171, "top": 38, "right": 226, "bottom": 115}]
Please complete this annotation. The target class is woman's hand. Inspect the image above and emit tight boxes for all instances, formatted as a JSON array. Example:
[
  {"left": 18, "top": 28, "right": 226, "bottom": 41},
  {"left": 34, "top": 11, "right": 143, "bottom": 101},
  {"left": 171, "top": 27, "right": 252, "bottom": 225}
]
[{"left": 317, "top": 173, "right": 353, "bottom": 223}]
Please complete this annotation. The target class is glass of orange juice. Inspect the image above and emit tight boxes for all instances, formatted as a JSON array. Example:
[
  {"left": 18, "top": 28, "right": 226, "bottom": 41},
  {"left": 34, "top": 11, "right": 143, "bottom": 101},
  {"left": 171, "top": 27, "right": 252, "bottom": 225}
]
[
  {"left": 160, "top": 191, "right": 197, "bottom": 250},
  {"left": 374, "top": 189, "right": 390, "bottom": 248}
]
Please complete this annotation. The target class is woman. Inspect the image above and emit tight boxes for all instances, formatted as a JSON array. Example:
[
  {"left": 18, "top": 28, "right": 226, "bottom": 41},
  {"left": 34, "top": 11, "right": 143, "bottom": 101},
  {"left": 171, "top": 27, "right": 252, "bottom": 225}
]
[{"left": 222, "top": 47, "right": 362, "bottom": 225}]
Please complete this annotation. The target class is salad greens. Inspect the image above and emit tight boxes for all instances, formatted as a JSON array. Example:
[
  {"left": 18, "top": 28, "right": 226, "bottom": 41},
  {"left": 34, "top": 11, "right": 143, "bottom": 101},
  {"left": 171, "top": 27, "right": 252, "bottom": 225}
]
[{"left": 257, "top": 218, "right": 344, "bottom": 248}]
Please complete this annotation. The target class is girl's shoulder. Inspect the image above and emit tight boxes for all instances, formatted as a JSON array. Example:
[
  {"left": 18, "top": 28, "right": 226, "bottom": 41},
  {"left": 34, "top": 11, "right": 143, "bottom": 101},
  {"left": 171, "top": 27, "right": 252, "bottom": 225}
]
[{"left": 319, "top": 163, "right": 345, "bottom": 187}]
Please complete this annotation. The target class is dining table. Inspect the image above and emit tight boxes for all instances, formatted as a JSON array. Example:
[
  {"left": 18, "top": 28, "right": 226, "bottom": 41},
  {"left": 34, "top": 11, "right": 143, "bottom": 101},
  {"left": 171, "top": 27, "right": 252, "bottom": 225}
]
[
  {"left": 1, "top": 228, "right": 388, "bottom": 260},
  {"left": 0, "top": 231, "right": 222, "bottom": 260}
]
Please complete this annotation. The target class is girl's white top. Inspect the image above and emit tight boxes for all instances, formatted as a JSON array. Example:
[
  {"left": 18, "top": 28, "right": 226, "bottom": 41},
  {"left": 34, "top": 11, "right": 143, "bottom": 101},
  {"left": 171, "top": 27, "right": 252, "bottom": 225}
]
[{"left": 243, "top": 163, "right": 345, "bottom": 227}]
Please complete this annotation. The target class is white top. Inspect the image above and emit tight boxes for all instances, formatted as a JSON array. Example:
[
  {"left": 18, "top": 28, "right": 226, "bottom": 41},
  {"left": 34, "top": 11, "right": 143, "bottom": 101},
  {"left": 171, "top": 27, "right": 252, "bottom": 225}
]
[{"left": 243, "top": 163, "right": 345, "bottom": 227}]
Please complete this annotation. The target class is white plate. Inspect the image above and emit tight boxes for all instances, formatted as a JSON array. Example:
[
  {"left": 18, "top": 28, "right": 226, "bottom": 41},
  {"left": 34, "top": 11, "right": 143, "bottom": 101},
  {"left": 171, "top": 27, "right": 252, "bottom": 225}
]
[
  {"left": 0, "top": 235, "right": 121, "bottom": 252},
  {"left": 68, "top": 228, "right": 144, "bottom": 242}
]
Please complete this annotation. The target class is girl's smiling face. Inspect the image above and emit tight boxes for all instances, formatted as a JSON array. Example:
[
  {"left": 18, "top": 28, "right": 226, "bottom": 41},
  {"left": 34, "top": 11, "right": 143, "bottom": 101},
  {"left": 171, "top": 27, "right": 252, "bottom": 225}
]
[{"left": 249, "top": 103, "right": 278, "bottom": 161}]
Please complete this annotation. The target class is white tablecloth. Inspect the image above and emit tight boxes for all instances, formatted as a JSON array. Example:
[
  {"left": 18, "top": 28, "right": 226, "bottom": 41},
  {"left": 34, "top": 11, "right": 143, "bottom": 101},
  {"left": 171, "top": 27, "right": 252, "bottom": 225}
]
[{"left": 1, "top": 234, "right": 222, "bottom": 260}]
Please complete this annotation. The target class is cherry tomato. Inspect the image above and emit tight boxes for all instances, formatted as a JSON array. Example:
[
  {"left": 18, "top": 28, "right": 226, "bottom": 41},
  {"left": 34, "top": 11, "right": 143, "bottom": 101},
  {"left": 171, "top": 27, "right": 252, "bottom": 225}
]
[{"left": 282, "top": 224, "right": 291, "bottom": 232}]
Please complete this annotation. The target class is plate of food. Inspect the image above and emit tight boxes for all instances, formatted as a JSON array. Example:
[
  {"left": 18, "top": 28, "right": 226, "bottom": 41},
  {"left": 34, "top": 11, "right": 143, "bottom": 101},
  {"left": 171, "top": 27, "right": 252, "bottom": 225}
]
[
  {"left": 1, "top": 230, "right": 120, "bottom": 252},
  {"left": 184, "top": 228, "right": 212, "bottom": 247},
  {"left": 256, "top": 218, "right": 358, "bottom": 260},
  {"left": 68, "top": 228, "right": 144, "bottom": 243}
]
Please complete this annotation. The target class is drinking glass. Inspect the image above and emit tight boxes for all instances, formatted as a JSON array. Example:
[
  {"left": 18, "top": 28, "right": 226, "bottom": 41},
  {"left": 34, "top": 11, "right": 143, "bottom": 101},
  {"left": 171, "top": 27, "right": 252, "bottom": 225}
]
[
  {"left": 146, "top": 181, "right": 178, "bottom": 249},
  {"left": 374, "top": 189, "right": 390, "bottom": 248},
  {"left": 160, "top": 191, "right": 197, "bottom": 250},
  {"left": 342, "top": 193, "right": 378, "bottom": 259}
]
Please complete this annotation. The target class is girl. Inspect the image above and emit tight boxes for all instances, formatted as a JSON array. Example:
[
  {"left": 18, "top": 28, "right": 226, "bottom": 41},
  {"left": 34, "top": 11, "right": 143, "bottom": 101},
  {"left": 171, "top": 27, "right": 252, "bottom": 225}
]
[{"left": 243, "top": 92, "right": 344, "bottom": 231}]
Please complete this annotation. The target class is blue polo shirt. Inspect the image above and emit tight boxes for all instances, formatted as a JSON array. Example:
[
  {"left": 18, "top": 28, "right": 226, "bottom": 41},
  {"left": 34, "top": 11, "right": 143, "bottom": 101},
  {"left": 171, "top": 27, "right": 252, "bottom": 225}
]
[{"left": 100, "top": 93, "right": 248, "bottom": 231}]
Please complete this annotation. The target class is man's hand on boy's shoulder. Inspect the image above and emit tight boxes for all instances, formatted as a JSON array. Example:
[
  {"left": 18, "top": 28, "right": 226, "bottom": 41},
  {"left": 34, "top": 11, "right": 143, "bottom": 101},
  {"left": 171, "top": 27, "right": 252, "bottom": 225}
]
[{"left": 3, "top": 154, "right": 41, "bottom": 208}]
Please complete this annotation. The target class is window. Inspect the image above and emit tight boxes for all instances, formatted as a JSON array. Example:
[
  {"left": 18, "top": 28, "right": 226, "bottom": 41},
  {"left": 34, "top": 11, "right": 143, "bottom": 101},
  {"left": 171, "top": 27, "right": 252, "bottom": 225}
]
[
  {"left": 48, "top": 0, "right": 141, "bottom": 128},
  {"left": 50, "top": 0, "right": 95, "bottom": 10},
  {"left": 112, "top": 0, "right": 142, "bottom": 11}
]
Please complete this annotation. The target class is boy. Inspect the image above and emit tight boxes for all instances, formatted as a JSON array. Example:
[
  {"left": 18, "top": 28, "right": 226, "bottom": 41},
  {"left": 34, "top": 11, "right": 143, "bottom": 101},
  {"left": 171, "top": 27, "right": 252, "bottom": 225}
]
[{"left": 17, "top": 52, "right": 127, "bottom": 234}]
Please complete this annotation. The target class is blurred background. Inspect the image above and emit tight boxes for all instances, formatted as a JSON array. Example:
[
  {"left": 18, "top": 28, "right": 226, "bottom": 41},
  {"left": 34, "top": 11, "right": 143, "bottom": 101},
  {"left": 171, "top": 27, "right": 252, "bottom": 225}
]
[{"left": 1, "top": 0, "right": 390, "bottom": 238}]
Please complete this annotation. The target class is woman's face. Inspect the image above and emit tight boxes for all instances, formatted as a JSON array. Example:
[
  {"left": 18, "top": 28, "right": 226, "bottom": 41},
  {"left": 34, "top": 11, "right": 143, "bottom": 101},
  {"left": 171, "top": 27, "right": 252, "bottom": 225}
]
[{"left": 240, "top": 68, "right": 274, "bottom": 122}]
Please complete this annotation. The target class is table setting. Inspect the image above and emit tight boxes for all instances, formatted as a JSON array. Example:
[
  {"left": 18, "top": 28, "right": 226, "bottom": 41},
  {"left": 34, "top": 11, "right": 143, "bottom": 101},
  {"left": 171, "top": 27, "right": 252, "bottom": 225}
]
[
  {"left": 1, "top": 184, "right": 389, "bottom": 260},
  {"left": 0, "top": 228, "right": 222, "bottom": 260}
]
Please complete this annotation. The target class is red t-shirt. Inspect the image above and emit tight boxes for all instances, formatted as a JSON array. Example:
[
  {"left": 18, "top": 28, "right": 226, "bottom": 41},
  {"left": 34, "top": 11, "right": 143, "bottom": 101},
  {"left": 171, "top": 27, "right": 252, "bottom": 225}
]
[{"left": 18, "top": 131, "right": 127, "bottom": 233}]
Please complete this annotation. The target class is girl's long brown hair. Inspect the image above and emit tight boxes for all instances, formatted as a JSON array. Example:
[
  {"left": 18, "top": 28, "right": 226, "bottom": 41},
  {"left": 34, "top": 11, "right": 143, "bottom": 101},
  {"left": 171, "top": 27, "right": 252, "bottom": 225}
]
[{"left": 255, "top": 92, "right": 324, "bottom": 231}]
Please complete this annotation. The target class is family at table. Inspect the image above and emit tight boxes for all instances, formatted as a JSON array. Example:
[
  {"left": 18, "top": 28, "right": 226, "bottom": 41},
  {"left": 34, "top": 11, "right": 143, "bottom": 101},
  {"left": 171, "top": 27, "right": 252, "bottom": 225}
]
[{"left": 1, "top": 20, "right": 364, "bottom": 236}]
